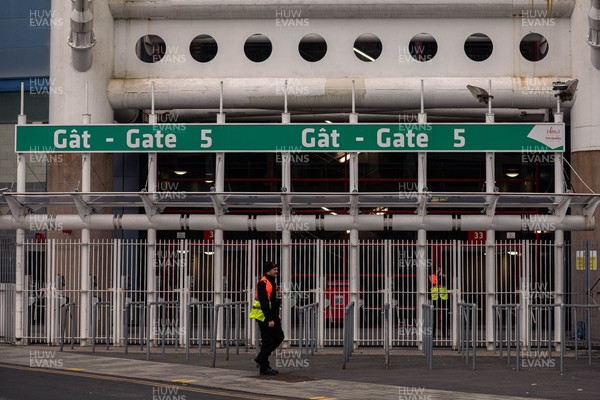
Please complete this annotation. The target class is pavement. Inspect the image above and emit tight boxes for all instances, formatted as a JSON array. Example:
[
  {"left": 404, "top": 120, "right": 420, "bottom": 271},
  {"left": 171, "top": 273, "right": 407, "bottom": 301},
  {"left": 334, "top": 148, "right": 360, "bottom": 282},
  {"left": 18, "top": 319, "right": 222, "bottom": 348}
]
[{"left": 1, "top": 343, "right": 599, "bottom": 400}]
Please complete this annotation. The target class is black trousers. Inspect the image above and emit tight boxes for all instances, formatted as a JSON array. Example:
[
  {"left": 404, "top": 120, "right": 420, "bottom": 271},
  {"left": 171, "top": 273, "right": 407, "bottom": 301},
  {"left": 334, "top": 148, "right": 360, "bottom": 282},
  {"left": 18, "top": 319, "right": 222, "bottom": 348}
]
[{"left": 256, "top": 321, "right": 285, "bottom": 370}]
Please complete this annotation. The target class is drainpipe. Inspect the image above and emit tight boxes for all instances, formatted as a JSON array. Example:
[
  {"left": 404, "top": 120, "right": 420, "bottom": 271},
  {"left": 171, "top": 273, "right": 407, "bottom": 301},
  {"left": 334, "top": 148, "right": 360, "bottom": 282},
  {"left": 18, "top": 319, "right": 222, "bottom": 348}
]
[
  {"left": 68, "top": 0, "right": 96, "bottom": 72},
  {"left": 589, "top": 0, "right": 600, "bottom": 68}
]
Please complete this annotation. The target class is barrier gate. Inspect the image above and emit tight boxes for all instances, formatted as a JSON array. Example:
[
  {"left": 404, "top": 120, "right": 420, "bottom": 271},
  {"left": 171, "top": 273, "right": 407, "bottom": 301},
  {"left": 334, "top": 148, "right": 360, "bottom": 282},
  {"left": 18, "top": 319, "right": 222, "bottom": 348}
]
[{"left": 0, "top": 239, "right": 598, "bottom": 352}]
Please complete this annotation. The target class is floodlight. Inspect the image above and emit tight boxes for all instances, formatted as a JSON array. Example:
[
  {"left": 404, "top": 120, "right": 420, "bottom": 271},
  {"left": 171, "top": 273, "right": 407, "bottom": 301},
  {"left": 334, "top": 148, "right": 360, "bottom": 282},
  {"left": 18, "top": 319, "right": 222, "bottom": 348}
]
[
  {"left": 553, "top": 79, "right": 578, "bottom": 102},
  {"left": 467, "top": 85, "right": 494, "bottom": 105}
]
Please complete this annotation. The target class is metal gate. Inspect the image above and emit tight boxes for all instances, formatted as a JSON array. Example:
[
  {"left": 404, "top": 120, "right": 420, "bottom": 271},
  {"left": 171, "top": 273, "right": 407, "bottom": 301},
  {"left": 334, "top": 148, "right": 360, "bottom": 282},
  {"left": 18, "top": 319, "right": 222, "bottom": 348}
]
[
  {"left": 6, "top": 238, "right": 594, "bottom": 350},
  {"left": 0, "top": 239, "right": 16, "bottom": 343}
]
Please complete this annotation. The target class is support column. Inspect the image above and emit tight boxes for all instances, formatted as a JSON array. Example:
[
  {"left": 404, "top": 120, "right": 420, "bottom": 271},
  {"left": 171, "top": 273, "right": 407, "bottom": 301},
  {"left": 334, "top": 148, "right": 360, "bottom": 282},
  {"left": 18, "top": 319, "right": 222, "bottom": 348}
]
[
  {"left": 348, "top": 100, "right": 360, "bottom": 347},
  {"left": 280, "top": 109, "right": 292, "bottom": 347},
  {"left": 416, "top": 89, "right": 428, "bottom": 348},
  {"left": 213, "top": 105, "right": 226, "bottom": 342},
  {"left": 15, "top": 85, "right": 27, "bottom": 344},
  {"left": 485, "top": 151, "right": 496, "bottom": 351},
  {"left": 553, "top": 111, "right": 565, "bottom": 348},
  {"left": 146, "top": 151, "right": 157, "bottom": 342},
  {"left": 80, "top": 111, "right": 91, "bottom": 346}
]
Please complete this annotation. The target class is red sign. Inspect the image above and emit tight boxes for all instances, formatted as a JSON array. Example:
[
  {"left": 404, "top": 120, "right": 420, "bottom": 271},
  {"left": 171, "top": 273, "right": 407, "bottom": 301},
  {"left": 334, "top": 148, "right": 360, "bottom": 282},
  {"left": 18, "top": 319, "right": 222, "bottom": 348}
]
[
  {"left": 468, "top": 231, "right": 486, "bottom": 242},
  {"left": 203, "top": 230, "right": 215, "bottom": 242}
]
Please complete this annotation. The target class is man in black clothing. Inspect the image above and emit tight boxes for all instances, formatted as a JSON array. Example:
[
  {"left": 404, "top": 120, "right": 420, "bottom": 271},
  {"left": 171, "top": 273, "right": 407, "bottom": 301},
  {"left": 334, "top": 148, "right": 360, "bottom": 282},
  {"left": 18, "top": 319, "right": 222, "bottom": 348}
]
[{"left": 252, "top": 261, "right": 285, "bottom": 375}]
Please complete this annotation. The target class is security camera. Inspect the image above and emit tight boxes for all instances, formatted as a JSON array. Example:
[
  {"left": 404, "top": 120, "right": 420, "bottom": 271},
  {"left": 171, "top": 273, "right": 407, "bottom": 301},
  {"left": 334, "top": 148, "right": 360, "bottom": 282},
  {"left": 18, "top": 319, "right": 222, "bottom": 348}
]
[{"left": 553, "top": 79, "right": 578, "bottom": 102}]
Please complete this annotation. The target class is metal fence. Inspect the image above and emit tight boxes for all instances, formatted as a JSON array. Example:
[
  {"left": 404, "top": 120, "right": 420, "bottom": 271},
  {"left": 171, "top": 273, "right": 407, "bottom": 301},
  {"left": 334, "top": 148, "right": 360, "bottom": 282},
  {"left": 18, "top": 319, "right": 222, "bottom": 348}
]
[{"left": 1, "top": 238, "right": 598, "bottom": 358}]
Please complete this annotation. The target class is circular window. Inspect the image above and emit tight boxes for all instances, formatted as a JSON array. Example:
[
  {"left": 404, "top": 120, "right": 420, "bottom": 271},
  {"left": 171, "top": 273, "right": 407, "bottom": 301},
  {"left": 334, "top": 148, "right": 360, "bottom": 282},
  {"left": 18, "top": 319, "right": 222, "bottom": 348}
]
[
  {"left": 190, "top": 34, "right": 218, "bottom": 63},
  {"left": 136, "top": 35, "right": 166, "bottom": 63},
  {"left": 244, "top": 34, "right": 272, "bottom": 62},
  {"left": 353, "top": 33, "right": 382, "bottom": 62},
  {"left": 464, "top": 33, "right": 493, "bottom": 62},
  {"left": 408, "top": 33, "right": 437, "bottom": 62},
  {"left": 520, "top": 33, "right": 548, "bottom": 61},
  {"left": 298, "top": 33, "right": 327, "bottom": 62}
]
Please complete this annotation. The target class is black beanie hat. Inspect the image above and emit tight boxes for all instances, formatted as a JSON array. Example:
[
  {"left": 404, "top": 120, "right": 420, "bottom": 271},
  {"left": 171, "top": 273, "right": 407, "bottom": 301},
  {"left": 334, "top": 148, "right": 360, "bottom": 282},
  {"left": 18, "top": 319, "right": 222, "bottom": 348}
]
[{"left": 263, "top": 261, "right": 278, "bottom": 275}]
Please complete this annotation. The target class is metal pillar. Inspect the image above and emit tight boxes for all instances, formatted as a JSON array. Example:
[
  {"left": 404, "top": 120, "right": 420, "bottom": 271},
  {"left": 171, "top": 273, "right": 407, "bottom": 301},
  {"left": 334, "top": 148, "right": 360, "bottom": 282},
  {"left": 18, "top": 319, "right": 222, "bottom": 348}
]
[
  {"left": 80, "top": 109, "right": 92, "bottom": 346},
  {"left": 416, "top": 91, "right": 428, "bottom": 348},
  {"left": 214, "top": 95, "right": 226, "bottom": 342},
  {"left": 348, "top": 90, "right": 360, "bottom": 347},
  {"left": 15, "top": 83, "right": 27, "bottom": 344},
  {"left": 485, "top": 151, "right": 496, "bottom": 350},
  {"left": 485, "top": 81, "right": 496, "bottom": 350},
  {"left": 280, "top": 104, "right": 292, "bottom": 347},
  {"left": 147, "top": 104, "right": 158, "bottom": 344},
  {"left": 554, "top": 111, "right": 565, "bottom": 349}
]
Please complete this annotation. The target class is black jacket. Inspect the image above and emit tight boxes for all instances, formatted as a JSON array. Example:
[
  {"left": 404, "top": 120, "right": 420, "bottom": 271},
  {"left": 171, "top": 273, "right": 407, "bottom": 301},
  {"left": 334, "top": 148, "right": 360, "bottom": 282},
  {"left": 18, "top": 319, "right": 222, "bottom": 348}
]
[{"left": 257, "top": 274, "right": 280, "bottom": 323}]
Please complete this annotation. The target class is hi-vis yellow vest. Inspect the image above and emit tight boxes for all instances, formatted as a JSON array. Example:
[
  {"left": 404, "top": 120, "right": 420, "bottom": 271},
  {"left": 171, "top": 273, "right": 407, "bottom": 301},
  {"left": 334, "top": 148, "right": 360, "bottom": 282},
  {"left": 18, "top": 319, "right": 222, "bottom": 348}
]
[
  {"left": 429, "top": 274, "right": 448, "bottom": 301},
  {"left": 249, "top": 276, "right": 272, "bottom": 322}
]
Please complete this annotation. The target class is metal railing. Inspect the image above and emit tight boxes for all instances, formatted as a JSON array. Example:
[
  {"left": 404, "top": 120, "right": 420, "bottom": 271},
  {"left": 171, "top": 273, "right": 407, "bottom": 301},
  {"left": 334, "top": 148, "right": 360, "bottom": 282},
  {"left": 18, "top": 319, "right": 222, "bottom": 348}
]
[
  {"left": 298, "top": 302, "right": 319, "bottom": 356},
  {"left": 146, "top": 300, "right": 180, "bottom": 361},
  {"left": 211, "top": 301, "right": 249, "bottom": 368},
  {"left": 59, "top": 303, "right": 76, "bottom": 351},
  {"left": 422, "top": 304, "right": 433, "bottom": 369},
  {"left": 527, "top": 304, "right": 558, "bottom": 354},
  {"left": 492, "top": 304, "right": 521, "bottom": 370},
  {"left": 342, "top": 301, "right": 355, "bottom": 369},
  {"left": 185, "top": 300, "right": 214, "bottom": 361},
  {"left": 560, "top": 304, "right": 600, "bottom": 372},
  {"left": 124, "top": 301, "right": 146, "bottom": 354},
  {"left": 92, "top": 301, "right": 112, "bottom": 354},
  {"left": 458, "top": 303, "right": 477, "bottom": 370},
  {"left": 382, "top": 303, "right": 391, "bottom": 369}
]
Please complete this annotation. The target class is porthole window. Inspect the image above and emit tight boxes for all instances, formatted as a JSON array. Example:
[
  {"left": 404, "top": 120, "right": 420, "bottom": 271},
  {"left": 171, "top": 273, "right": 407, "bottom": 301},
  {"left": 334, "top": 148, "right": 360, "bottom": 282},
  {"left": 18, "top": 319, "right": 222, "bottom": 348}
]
[
  {"left": 353, "top": 33, "right": 382, "bottom": 62},
  {"left": 464, "top": 33, "right": 493, "bottom": 62},
  {"left": 298, "top": 33, "right": 327, "bottom": 62},
  {"left": 244, "top": 34, "right": 272, "bottom": 62},
  {"left": 136, "top": 35, "right": 166, "bottom": 63},
  {"left": 408, "top": 33, "right": 437, "bottom": 62},
  {"left": 520, "top": 33, "right": 548, "bottom": 62},
  {"left": 190, "top": 34, "right": 218, "bottom": 63}
]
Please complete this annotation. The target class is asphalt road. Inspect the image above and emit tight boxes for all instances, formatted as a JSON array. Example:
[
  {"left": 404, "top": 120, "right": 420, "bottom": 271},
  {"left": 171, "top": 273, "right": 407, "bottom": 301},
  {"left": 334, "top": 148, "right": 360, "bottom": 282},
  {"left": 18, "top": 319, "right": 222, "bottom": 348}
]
[{"left": 0, "top": 364, "right": 298, "bottom": 400}]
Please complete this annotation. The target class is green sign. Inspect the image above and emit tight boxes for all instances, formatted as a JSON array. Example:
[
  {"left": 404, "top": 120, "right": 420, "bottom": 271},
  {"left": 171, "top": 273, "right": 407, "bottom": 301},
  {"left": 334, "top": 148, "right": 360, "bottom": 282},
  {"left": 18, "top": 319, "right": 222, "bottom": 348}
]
[{"left": 15, "top": 123, "right": 564, "bottom": 153}]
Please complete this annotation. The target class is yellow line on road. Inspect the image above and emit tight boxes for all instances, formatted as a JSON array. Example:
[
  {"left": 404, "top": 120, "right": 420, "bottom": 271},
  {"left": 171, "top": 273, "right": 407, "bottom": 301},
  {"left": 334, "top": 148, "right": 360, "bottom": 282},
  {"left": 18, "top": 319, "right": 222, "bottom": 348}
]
[
  {"left": 171, "top": 378, "right": 198, "bottom": 384},
  {"left": 0, "top": 363, "right": 285, "bottom": 400}
]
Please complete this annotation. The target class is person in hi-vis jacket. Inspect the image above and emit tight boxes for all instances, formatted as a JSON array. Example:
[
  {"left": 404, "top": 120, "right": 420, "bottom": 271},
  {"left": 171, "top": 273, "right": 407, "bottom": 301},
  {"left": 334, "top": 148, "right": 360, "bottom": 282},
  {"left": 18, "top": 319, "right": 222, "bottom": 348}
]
[
  {"left": 429, "top": 266, "right": 449, "bottom": 337},
  {"left": 250, "top": 261, "right": 285, "bottom": 375}
]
